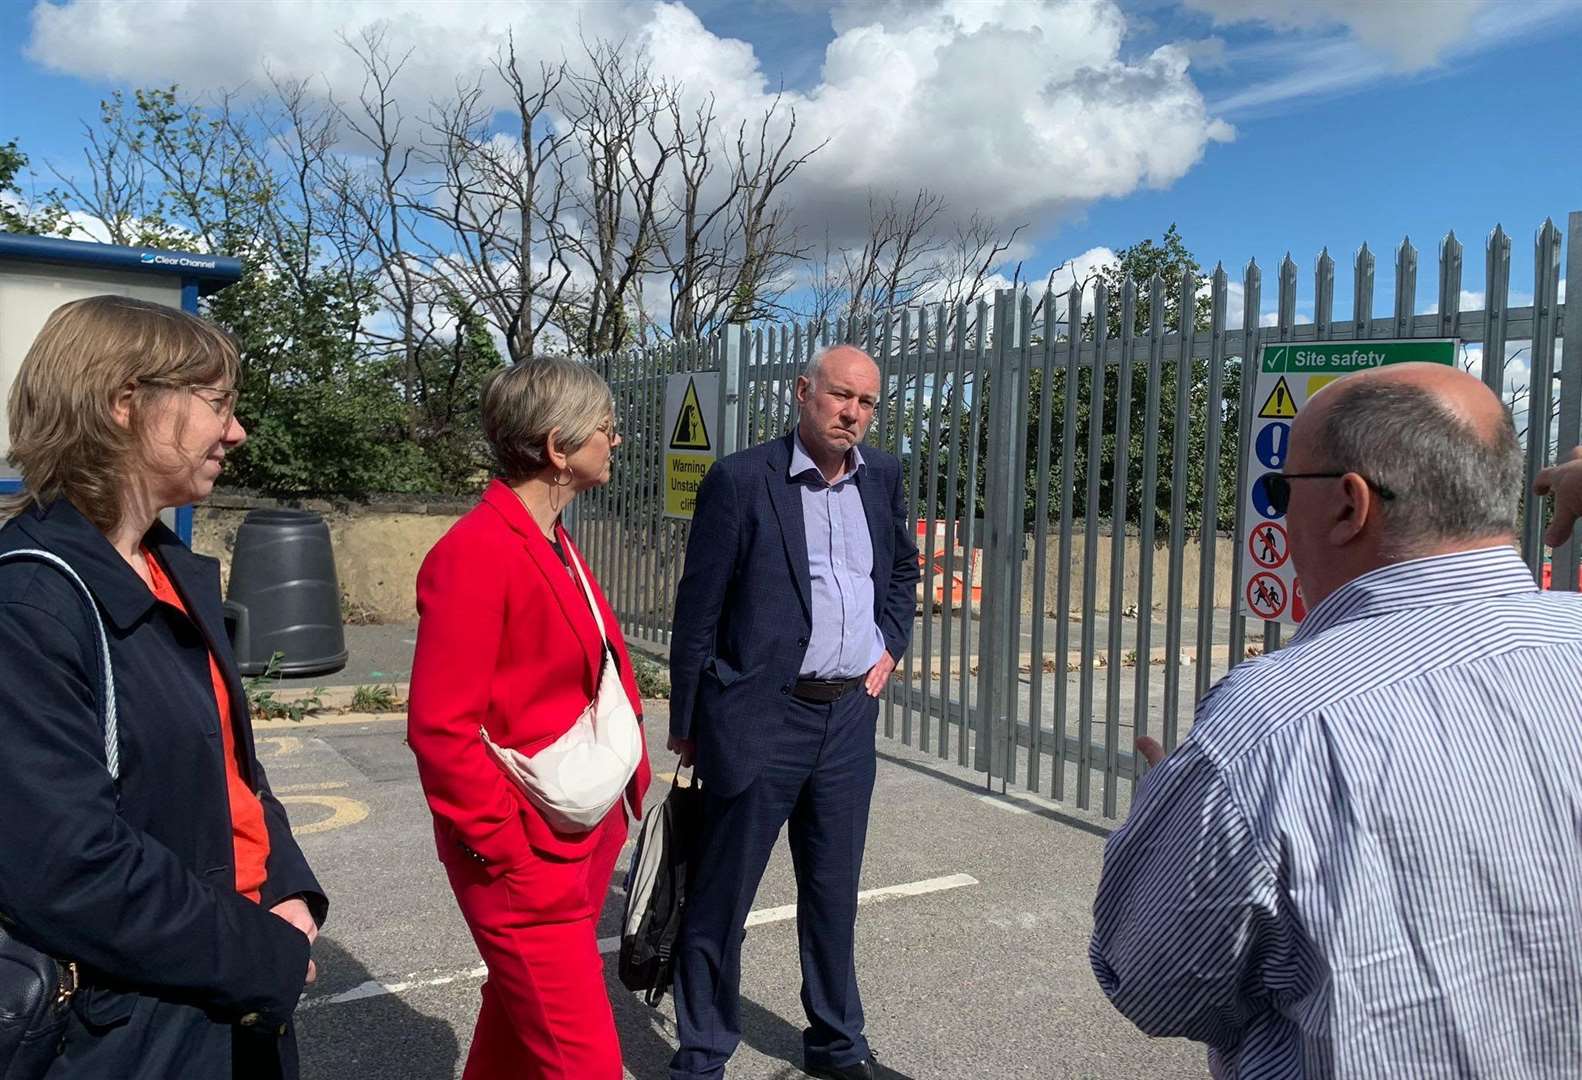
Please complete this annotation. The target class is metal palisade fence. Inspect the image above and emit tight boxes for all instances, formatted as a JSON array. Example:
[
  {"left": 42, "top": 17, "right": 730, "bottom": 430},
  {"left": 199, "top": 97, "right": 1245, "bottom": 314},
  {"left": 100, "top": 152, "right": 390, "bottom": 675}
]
[{"left": 574, "top": 211, "right": 1582, "bottom": 820}]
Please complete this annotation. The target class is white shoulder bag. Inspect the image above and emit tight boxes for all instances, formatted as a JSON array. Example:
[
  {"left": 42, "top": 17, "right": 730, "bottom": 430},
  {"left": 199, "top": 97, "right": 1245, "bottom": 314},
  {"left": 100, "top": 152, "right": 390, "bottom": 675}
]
[{"left": 480, "top": 543, "right": 644, "bottom": 833}]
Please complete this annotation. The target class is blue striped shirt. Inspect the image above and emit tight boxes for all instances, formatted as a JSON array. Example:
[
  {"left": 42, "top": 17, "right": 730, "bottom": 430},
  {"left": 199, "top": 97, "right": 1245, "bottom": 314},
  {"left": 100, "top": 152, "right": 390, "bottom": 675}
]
[{"left": 1091, "top": 546, "right": 1582, "bottom": 1078}]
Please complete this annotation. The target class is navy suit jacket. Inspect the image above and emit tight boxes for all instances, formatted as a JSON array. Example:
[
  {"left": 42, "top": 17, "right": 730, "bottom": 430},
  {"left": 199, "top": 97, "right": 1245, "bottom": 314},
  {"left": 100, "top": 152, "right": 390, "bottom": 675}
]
[{"left": 669, "top": 433, "right": 919, "bottom": 797}]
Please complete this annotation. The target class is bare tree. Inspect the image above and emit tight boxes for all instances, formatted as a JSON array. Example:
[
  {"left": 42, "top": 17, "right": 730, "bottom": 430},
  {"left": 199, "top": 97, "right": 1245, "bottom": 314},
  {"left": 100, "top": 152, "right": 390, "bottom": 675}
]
[
  {"left": 559, "top": 38, "right": 680, "bottom": 356},
  {"left": 417, "top": 34, "right": 577, "bottom": 362},
  {"left": 662, "top": 91, "right": 821, "bottom": 338},
  {"left": 801, "top": 188, "right": 947, "bottom": 327},
  {"left": 326, "top": 25, "right": 431, "bottom": 436},
  {"left": 933, "top": 213, "right": 1024, "bottom": 313}
]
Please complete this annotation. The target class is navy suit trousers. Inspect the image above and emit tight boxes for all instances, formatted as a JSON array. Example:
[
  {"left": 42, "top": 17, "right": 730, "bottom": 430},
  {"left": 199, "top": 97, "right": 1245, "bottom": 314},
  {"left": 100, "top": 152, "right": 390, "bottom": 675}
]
[{"left": 670, "top": 688, "right": 879, "bottom": 1079}]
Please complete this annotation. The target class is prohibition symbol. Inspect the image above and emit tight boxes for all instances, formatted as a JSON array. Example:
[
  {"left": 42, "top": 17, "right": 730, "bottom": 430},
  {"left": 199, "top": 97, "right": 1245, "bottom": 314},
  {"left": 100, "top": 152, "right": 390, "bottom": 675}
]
[
  {"left": 1249, "top": 521, "right": 1289, "bottom": 569},
  {"left": 1246, "top": 572, "right": 1287, "bottom": 619},
  {"left": 1258, "top": 376, "right": 1298, "bottom": 419}
]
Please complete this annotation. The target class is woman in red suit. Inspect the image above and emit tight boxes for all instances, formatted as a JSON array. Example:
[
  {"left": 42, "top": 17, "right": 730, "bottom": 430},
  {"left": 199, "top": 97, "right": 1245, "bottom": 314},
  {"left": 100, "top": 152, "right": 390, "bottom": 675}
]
[{"left": 408, "top": 357, "right": 652, "bottom": 1079}]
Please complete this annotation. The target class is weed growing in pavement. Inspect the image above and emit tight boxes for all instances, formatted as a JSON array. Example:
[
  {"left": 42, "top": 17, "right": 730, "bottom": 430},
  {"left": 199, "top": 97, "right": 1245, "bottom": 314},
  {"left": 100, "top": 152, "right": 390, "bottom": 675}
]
[
  {"left": 350, "top": 683, "right": 401, "bottom": 712},
  {"left": 245, "top": 652, "right": 325, "bottom": 722}
]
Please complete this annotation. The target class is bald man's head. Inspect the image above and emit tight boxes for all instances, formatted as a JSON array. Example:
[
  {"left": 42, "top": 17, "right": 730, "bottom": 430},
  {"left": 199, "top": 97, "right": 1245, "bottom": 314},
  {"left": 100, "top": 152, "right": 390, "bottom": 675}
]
[{"left": 1292, "top": 362, "right": 1521, "bottom": 558}]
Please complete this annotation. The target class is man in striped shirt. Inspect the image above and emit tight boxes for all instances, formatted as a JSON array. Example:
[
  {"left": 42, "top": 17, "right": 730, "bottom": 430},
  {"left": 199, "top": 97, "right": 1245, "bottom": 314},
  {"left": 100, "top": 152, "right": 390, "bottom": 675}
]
[{"left": 1091, "top": 362, "right": 1582, "bottom": 1078}]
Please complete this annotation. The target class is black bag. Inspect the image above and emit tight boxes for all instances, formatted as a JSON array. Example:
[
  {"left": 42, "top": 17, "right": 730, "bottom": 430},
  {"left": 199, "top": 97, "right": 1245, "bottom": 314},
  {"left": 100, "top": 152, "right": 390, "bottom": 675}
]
[
  {"left": 0, "top": 936, "right": 77, "bottom": 1080},
  {"left": 0, "top": 550, "right": 119, "bottom": 1079},
  {"left": 618, "top": 773, "right": 702, "bottom": 1006}
]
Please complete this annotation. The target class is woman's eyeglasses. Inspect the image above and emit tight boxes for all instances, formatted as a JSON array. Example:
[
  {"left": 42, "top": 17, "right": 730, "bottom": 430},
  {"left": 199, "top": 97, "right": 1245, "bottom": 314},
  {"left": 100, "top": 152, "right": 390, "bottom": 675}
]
[
  {"left": 141, "top": 380, "right": 239, "bottom": 423},
  {"left": 1264, "top": 472, "right": 1395, "bottom": 515}
]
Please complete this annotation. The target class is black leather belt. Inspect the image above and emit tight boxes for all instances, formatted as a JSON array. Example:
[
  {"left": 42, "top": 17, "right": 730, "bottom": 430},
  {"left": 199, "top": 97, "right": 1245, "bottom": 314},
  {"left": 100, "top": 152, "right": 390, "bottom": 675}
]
[{"left": 792, "top": 676, "right": 864, "bottom": 704}]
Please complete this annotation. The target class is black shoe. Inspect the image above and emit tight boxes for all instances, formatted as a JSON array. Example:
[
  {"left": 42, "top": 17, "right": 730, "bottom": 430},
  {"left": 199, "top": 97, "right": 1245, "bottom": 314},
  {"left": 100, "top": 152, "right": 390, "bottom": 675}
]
[{"left": 805, "top": 1059, "right": 875, "bottom": 1080}]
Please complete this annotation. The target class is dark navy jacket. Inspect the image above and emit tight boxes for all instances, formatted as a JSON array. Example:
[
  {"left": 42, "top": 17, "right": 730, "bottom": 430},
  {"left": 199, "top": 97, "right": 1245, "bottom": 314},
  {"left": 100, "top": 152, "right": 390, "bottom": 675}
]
[
  {"left": 669, "top": 434, "right": 919, "bottom": 797},
  {"left": 0, "top": 499, "right": 326, "bottom": 1079}
]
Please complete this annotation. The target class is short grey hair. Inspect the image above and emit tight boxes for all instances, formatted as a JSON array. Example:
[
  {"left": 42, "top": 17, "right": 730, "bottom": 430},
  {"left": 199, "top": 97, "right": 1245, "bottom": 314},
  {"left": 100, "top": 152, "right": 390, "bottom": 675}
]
[
  {"left": 801, "top": 343, "right": 877, "bottom": 387},
  {"left": 481, "top": 357, "right": 613, "bottom": 481},
  {"left": 801, "top": 344, "right": 839, "bottom": 387},
  {"left": 1315, "top": 381, "right": 1521, "bottom": 555}
]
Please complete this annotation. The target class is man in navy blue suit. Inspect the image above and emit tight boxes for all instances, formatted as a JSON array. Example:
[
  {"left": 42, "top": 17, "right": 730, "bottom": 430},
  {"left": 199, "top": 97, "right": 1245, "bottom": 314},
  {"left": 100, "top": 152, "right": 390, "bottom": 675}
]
[{"left": 668, "top": 344, "right": 919, "bottom": 1080}]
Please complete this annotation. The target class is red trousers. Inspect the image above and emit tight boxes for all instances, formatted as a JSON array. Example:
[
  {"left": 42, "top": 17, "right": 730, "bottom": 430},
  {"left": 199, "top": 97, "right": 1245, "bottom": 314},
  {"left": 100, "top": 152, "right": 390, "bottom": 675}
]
[{"left": 443, "top": 808, "right": 629, "bottom": 1080}]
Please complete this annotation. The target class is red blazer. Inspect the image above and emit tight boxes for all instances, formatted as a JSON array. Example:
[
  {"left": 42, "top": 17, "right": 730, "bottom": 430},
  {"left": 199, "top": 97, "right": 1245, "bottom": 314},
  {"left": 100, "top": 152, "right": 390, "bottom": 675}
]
[{"left": 408, "top": 479, "right": 652, "bottom": 868}]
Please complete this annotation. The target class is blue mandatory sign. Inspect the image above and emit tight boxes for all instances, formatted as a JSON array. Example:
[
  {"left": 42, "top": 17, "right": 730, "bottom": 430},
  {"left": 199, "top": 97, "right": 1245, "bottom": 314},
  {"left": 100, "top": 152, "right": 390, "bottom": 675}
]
[
  {"left": 1251, "top": 473, "right": 1284, "bottom": 520},
  {"left": 1256, "top": 422, "right": 1291, "bottom": 470}
]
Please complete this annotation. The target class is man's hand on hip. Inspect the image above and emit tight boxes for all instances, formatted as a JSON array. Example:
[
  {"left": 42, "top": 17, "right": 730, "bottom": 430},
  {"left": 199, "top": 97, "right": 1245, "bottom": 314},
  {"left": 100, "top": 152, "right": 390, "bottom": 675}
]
[
  {"left": 667, "top": 735, "right": 696, "bottom": 768},
  {"left": 864, "top": 650, "right": 896, "bottom": 697}
]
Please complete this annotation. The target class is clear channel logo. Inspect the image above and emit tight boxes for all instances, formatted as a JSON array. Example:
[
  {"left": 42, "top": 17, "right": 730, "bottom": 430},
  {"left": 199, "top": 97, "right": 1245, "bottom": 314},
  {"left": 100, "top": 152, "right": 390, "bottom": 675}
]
[{"left": 137, "top": 250, "right": 219, "bottom": 270}]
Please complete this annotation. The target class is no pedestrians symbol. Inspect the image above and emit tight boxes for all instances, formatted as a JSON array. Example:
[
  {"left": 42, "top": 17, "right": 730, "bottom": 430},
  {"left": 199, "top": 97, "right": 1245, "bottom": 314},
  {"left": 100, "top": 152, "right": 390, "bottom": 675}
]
[
  {"left": 1249, "top": 522, "right": 1289, "bottom": 569},
  {"left": 1246, "top": 572, "right": 1288, "bottom": 620}
]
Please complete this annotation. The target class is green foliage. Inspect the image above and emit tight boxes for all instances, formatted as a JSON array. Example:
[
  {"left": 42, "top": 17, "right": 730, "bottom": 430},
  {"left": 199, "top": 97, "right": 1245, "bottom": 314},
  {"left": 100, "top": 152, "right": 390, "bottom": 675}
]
[
  {"left": 244, "top": 653, "right": 324, "bottom": 722},
  {"left": 0, "top": 139, "right": 65, "bottom": 235},
  {"left": 350, "top": 684, "right": 400, "bottom": 712},
  {"left": 915, "top": 227, "right": 1244, "bottom": 538},
  {"left": 1095, "top": 223, "right": 1211, "bottom": 339},
  {"left": 631, "top": 654, "right": 670, "bottom": 699}
]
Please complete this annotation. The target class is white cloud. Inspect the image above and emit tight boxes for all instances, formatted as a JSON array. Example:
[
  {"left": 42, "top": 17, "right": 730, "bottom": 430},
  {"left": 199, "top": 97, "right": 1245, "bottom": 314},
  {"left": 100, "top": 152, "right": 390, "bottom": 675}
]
[
  {"left": 24, "top": 0, "right": 1232, "bottom": 249},
  {"left": 1199, "top": 0, "right": 1582, "bottom": 117},
  {"left": 1184, "top": 0, "right": 1487, "bottom": 71}
]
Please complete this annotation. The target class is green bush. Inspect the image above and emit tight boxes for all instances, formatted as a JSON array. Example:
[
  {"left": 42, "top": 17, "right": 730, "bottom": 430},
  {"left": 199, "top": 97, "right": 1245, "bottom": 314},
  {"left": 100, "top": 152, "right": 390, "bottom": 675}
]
[{"left": 631, "top": 655, "right": 670, "bottom": 699}]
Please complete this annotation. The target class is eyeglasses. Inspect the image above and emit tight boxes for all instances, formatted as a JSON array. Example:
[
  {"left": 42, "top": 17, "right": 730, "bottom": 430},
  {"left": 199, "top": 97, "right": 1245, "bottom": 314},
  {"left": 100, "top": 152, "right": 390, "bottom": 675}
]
[
  {"left": 141, "top": 380, "right": 239, "bottom": 424},
  {"left": 1265, "top": 472, "right": 1396, "bottom": 515},
  {"left": 596, "top": 417, "right": 619, "bottom": 442}
]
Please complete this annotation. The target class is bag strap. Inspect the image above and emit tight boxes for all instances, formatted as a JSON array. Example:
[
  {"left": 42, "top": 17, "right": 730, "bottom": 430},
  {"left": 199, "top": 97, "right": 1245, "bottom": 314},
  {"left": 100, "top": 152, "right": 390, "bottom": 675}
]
[
  {"left": 563, "top": 534, "right": 614, "bottom": 656},
  {"left": 0, "top": 549, "right": 119, "bottom": 781}
]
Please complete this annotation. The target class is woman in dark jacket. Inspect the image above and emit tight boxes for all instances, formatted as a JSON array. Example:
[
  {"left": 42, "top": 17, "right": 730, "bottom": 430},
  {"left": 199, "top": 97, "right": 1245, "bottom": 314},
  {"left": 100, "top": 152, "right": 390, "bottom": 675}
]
[{"left": 0, "top": 295, "right": 326, "bottom": 1078}]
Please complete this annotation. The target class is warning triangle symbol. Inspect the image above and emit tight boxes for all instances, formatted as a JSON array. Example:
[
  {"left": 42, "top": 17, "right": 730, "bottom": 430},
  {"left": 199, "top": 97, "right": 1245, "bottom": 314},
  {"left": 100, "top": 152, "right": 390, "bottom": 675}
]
[
  {"left": 669, "top": 377, "right": 711, "bottom": 450},
  {"left": 1258, "top": 376, "right": 1298, "bottom": 419}
]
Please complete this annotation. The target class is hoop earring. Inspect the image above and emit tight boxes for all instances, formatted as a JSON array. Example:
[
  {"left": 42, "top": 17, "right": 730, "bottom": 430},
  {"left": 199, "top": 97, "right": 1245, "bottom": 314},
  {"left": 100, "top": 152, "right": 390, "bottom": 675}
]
[{"left": 549, "top": 467, "right": 571, "bottom": 513}]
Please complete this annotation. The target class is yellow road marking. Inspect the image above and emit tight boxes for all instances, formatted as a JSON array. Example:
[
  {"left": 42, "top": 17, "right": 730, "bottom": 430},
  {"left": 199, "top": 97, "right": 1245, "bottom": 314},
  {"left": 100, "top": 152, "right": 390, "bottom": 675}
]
[{"left": 279, "top": 794, "right": 369, "bottom": 835}]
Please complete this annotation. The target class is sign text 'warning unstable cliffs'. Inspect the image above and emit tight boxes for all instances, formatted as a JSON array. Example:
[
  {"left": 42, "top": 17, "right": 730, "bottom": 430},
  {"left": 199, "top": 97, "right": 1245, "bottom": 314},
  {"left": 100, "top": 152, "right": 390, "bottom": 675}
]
[{"left": 662, "top": 373, "right": 720, "bottom": 519}]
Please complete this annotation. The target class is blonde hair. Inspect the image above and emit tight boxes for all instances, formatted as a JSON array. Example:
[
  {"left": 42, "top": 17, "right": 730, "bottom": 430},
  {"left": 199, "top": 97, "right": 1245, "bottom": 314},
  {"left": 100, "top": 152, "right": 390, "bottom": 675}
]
[
  {"left": 481, "top": 358, "right": 614, "bottom": 481},
  {"left": 4, "top": 294, "right": 242, "bottom": 532}
]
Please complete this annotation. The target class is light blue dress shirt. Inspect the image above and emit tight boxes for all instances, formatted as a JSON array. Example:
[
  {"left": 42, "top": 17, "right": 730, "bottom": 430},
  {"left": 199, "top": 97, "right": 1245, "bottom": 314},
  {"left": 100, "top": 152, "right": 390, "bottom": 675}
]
[
  {"left": 1091, "top": 546, "right": 1582, "bottom": 1078},
  {"left": 789, "top": 432, "right": 886, "bottom": 680}
]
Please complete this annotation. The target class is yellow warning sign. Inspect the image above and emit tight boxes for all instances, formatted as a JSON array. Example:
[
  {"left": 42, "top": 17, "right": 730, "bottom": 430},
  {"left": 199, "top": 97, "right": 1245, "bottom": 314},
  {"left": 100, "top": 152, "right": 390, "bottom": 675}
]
[
  {"left": 1258, "top": 376, "right": 1298, "bottom": 419},
  {"left": 665, "top": 453, "right": 714, "bottom": 517},
  {"left": 669, "top": 378, "right": 710, "bottom": 450},
  {"left": 1306, "top": 374, "right": 1341, "bottom": 398}
]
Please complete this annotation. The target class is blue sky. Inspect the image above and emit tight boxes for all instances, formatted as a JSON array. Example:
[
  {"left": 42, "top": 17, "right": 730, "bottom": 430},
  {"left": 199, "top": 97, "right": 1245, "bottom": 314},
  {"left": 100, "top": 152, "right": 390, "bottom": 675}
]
[{"left": 3, "top": 0, "right": 1580, "bottom": 323}]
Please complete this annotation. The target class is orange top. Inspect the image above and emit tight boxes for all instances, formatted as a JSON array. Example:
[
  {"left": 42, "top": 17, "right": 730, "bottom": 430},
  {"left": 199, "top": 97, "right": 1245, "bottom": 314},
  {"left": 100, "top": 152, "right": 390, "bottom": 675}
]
[{"left": 144, "top": 549, "right": 271, "bottom": 902}]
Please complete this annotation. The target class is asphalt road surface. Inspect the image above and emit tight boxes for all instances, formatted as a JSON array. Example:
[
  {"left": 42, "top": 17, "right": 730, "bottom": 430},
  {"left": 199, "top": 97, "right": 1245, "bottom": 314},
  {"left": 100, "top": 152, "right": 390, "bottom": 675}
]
[{"left": 265, "top": 703, "right": 1208, "bottom": 1080}]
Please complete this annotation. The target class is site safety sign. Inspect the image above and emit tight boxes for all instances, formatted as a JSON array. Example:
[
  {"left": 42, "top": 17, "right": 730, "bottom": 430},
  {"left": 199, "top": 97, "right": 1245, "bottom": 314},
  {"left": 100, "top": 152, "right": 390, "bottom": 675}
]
[
  {"left": 663, "top": 372, "right": 720, "bottom": 519},
  {"left": 1238, "top": 338, "right": 1457, "bottom": 627}
]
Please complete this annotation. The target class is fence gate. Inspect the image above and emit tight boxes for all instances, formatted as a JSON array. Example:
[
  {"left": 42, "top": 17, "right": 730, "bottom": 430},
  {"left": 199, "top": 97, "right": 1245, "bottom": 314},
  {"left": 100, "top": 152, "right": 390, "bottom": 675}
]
[{"left": 576, "top": 210, "right": 1582, "bottom": 820}]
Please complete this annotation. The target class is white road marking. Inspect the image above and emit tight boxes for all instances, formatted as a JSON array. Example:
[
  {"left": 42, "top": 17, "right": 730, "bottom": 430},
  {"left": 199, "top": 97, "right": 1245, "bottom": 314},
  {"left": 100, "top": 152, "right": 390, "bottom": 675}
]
[
  {"left": 978, "top": 795, "right": 1035, "bottom": 816},
  {"left": 298, "top": 872, "right": 980, "bottom": 1011}
]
